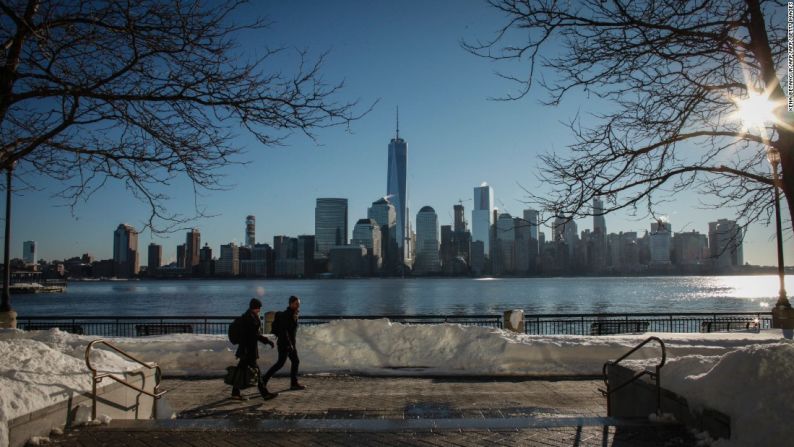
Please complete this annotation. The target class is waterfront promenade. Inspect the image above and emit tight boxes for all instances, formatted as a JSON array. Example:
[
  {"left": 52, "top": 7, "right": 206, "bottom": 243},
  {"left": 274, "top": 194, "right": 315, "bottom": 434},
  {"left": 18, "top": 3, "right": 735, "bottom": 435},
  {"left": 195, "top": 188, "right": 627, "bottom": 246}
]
[{"left": 48, "top": 375, "right": 696, "bottom": 446}]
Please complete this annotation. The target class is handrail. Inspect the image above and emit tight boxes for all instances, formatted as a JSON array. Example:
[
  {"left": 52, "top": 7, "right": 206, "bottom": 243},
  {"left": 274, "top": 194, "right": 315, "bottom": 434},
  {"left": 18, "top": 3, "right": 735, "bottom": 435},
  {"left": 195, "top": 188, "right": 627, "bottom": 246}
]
[
  {"left": 601, "top": 336, "right": 666, "bottom": 416},
  {"left": 85, "top": 339, "right": 167, "bottom": 420}
]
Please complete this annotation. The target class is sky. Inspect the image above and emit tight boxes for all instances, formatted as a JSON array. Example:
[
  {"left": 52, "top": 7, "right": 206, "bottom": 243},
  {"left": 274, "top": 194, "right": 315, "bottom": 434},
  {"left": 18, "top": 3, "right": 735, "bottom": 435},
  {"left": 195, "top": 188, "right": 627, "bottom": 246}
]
[{"left": 7, "top": 0, "right": 794, "bottom": 266}]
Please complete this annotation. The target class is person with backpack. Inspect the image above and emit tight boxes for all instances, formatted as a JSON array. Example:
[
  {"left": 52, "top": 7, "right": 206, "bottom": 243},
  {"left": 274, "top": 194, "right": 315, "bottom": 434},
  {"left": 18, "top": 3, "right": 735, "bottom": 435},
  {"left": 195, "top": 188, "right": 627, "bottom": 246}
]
[
  {"left": 261, "top": 295, "right": 305, "bottom": 393},
  {"left": 229, "top": 298, "right": 276, "bottom": 400}
]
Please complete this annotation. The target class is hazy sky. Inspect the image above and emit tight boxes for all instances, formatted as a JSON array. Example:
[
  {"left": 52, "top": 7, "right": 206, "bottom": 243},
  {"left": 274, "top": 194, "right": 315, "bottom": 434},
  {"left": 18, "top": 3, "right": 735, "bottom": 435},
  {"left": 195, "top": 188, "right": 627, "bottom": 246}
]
[{"left": 8, "top": 0, "right": 793, "bottom": 266}]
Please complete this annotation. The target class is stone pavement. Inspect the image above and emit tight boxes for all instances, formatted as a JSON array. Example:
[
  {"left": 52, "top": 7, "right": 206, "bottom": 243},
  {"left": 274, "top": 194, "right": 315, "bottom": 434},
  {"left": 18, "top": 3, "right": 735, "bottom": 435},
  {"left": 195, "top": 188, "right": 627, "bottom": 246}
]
[{"left": 47, "top": 376, "right": 697, "bottom": 446}]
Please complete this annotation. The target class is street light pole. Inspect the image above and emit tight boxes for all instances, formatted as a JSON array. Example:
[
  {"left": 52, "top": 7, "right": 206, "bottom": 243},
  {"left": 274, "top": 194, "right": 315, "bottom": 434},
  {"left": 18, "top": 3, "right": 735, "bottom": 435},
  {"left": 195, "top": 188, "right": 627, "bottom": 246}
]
[
  {"left": 769, "top": 154, "right": 790, "bottom": 308},
  {"left": 768, "top": 148, "right": 794, "bottom": 330}
]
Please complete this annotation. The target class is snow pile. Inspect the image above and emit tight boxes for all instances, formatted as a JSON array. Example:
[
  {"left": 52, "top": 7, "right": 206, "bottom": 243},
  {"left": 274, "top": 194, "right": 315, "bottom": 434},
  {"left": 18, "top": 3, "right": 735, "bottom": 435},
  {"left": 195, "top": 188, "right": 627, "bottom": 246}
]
[
  {"left": 0, "top": 329, "right": 139, "bottom": 447},
  {"left": 90, "top": 319, "right": 786, "bottom": 376},
  {"left": 664, "top": 342, "right": 794, "bottom": 447}
]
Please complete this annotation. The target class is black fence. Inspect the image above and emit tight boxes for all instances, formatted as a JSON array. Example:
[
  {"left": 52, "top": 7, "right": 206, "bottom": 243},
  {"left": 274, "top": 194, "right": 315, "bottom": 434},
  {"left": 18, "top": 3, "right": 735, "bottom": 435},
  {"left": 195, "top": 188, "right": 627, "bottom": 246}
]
[
  {"left": 16, "top": 312, "right": 772, "bottom": 337},
  {"left": 16, "top": 314, "right": 503, "bottom": 337},
  {"left": 522, "top": 312, "right": 773, "bottom": 335}
]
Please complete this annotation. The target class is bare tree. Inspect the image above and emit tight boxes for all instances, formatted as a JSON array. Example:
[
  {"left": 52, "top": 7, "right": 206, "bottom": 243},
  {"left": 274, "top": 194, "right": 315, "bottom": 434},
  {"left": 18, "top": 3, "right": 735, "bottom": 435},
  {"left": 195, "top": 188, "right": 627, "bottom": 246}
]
[
  {"left": 0, "top": 0, "right": 369, "bottom": 231},
  {"left": 464, "top": 0, "right": 790, "bottom": 234}
]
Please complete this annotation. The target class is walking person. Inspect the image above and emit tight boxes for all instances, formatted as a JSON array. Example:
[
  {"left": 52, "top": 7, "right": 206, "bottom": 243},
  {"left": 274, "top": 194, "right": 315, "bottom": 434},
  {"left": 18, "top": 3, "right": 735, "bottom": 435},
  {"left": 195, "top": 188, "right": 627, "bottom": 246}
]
[
  {"left": 262, "top": 295, "right": 306, "bottom": 392},
  {"left": 231, "top": 298, "right": 277, "bottom": 400}
]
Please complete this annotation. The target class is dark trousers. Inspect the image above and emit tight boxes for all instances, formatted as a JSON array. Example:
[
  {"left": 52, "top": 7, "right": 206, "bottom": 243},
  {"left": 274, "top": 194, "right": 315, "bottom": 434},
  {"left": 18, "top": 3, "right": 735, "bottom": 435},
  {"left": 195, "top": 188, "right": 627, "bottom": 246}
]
[
  {"left": 231, "top": 356, "right": 262, "bottom": 395},
  {"left": 263, "top": 348, "right": 300, "bottom": 385}
]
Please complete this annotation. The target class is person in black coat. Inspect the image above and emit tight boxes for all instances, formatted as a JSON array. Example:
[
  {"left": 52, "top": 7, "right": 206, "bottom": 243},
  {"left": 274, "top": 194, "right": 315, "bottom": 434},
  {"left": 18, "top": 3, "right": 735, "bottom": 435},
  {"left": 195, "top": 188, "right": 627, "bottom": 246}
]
[
  {"left": 232, "top": 298, "right": 276, "bottom": 400},
  {"left": 262, "top": 295, "right": 305, "bottom": 392}
]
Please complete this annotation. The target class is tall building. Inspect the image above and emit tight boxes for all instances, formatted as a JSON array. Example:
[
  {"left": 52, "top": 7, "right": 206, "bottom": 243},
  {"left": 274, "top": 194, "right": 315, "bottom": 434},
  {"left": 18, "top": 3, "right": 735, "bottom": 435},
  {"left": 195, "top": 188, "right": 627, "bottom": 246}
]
[
  {"left": 368, "top": 197, "right": 397, "bottom": 272},
  {"left": 216, "top": 243, "right": 239, "bottom": 276},
  {"left": 147, "top": 243, "right": 162, "bottom": 271},
  {"left": 185, "top": 228, "right": 200, "bottom": 271},
  {"left": 523, "top": 209, "right": 540, "bottom": 272},
  {"left": 553, "top": 216, "right": 578, "bottom": 260},
  {"left": 386, "top": 112, "right": 408, "bottom": 265},
  {"left": 672, "top": 230, "right": 708, "bottom": 266},
  {"left": 199, "top": 244, "right": 213, "bottom": 276},
  {"left": 23, "top": 241, "right": 36, "bottom": 265},
  {"left": 593, "top": 198, "right": 607, "bottom": 235},
  {"left": 514, "top": 216, "right": 531, "bottom": 273},
  {"left": 176, "top": 244, "right": 186, "bottom": 269},
  {"left": 414, "top": 206, "right": 441, "bottom": 274},
  {"left": 297, "top": 235, "right": 315, "bottom": 277},
  {"left": 245, "top": 215, "right": 256, "bottom": 247},
  {"left": 113, "top": 224, "right": 139, "bottom": 277},
  {"left": 709, "top": 219, "right": 744, "bottom": 269},
  {"left": 453, "top": 204, "right": 467, "bottom": 233},
  {"left": 352, "top": 218, "right": 383, "bottom": 272},
  {"left": 649, "top": 220, "right": 672, "bottom": 265},
  {"left": 495, "top": 213, "right": 516, "bottom": 274},
  {"left": 472, "top": 183, "right": 494, "bottom": 257},
  {"left": 315, "top": 198, "right": 348, "bottom": 257}
]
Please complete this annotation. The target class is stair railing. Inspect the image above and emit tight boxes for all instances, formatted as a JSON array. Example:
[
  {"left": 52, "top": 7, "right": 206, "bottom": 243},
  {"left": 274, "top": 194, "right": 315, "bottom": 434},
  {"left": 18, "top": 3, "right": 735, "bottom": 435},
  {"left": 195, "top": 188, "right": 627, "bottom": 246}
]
[
  {"left": 600, "top": 336, "right": 666, "bottom": 416},
  {"left": 84, "top": 339, "right": 167, "bottom": 420}
]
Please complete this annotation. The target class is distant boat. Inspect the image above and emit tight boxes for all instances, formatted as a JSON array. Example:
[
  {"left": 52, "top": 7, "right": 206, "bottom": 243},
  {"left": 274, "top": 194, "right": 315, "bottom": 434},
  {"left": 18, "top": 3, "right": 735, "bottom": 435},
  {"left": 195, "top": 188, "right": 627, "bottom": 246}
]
[{"left": 10, "top": 282, "right": 66, "bottom": 293}]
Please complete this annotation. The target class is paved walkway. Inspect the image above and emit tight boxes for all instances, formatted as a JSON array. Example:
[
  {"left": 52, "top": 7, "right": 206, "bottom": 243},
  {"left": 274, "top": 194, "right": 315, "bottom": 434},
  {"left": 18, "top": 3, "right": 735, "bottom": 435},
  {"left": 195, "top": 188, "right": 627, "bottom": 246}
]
[{"left": 48, "top": 376, "right": 696, "bottom": 446}]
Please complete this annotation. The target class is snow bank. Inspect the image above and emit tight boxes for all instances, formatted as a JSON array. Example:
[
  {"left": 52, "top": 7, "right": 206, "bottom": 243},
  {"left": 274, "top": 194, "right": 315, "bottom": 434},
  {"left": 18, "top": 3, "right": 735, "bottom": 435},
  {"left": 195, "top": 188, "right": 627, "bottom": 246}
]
[
  {"left": 0, "top": 329, "right": 140, "bottom": 447},
  {"left": 88, "top": 319, "right": 785, "bottom": 377},
  {"left": 663, "top": 342, "right": 794, "bottom": 447}
]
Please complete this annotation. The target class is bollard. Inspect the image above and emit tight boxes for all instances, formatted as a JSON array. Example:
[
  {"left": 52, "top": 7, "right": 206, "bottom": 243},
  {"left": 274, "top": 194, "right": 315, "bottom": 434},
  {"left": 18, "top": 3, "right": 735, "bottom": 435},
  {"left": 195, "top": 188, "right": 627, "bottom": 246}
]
[
  {"left": 0, "top": 309, "right": 16, "bottom": 329},
  {"left": 264, "top": 311, "right": 276, "bottom": 334},
  {"left": 503, "top": 309, "right": 524, "bottom": 333}
]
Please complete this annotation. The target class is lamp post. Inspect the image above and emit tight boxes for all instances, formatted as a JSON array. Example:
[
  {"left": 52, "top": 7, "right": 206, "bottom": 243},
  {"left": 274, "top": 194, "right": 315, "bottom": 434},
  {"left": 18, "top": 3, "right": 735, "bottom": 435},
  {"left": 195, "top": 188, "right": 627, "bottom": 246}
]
[
  {"left": 734, "top": 92, "right": 794, "bottom": 328},
  {"left": 768, "top": 147, "right": 794, "bottom": 329},
  {"left": 767, "top": 148, "right": 790, "bottom": 308},
  {"left": 0, "top": 162, "right": 16, "bottom": 329}
]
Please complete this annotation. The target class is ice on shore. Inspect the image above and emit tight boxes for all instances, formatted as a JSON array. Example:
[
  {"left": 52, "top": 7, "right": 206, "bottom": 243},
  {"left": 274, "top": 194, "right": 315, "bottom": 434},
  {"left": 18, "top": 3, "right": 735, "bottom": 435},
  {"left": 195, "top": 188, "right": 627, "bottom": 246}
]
[{"left": 1, "top": 320, "right": 792, "bottom": 447}]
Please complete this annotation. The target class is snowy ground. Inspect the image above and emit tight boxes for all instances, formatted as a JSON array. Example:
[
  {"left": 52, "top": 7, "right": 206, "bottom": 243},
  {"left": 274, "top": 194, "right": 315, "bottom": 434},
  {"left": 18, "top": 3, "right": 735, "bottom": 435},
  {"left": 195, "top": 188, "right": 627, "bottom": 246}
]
[{"left": 1, "top": 320, "right": 792, "bottom": 447}]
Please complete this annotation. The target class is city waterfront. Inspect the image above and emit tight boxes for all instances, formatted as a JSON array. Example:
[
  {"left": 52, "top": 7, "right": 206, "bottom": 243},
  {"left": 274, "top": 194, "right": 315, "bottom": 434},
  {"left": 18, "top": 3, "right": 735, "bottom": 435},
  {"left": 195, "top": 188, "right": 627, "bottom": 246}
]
[{"left": 11, "top": 275, "right": 791, "bottom": 317}]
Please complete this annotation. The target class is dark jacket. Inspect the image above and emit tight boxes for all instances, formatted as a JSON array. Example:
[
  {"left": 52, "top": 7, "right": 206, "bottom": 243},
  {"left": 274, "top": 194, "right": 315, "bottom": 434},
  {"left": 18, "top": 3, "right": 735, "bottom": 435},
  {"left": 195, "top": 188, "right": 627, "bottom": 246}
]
[
  {"left": 235, "top": 310, "right": 270, "bottom": 360},
  {"left": 274, "top": 307, "right": 298, "bottom": 351}
]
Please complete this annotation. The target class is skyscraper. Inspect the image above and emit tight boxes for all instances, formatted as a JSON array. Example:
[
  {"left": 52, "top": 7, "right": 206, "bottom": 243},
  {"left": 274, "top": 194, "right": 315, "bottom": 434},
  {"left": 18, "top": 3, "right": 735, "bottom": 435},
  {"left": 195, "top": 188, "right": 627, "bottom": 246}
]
[
  {"left": 368, "top": 197, "right": 398, "bottom": 272},
  {"left": 495, "top": 213, "right": 516, "bottom": 274},
  {"left": 147, "top": 243, "right": 162, "bottom": 271},
  {"left": 472, "top": 183, "right": 494, "bottom": 257},
  {"left": 593, "top": 198, "right": 607, "bottom": 235},
  {"left": 315, "top": 198, "right": 348, "bottom": 257},
  {"left": 185, "top": 228, "right": 200, "bottom": 270},
  {"left": 216, "top": 243, "right": 239, "bottom": 276},
  {"left": 352, "top": 218, "right": 383, "bottom": 272},
  {"left": 387, "top": 111, "right": 407, "bottom": 264},
  {"left": 650, "top": 220, "right": 672, "bottom": 265},
  {"left": 245, "top": 215, "right": 256, "bottom": 247},
  {"left": 453, "top": 204, "right": 467, "bottom": 233},
  {"left": 113, "top": 224, "right": 139, "bottom": 277},
  {"left": 414, "top": 206, "right": 441, "bottom": 274},
  {"left": 23, "top": 241, "right": 36, "bottom": 265},
  {"left": 709, "top": 219, "right": 744, "bottom": 269}
]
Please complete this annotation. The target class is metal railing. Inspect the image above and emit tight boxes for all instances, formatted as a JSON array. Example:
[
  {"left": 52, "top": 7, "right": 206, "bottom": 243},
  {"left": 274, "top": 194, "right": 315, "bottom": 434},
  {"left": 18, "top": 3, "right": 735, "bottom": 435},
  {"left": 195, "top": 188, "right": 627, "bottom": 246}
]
[
  {"left": 523, "top": 312, "right": 772, "bottom": 335},
  {"left": 299, "top": 314, "right": 503, "bottom": 328},
  {"left": 17, "top": 314, "right": 503, "bottom": 336},
  {"left": 600, "top": 336, "right": 667, "bottom": 416},
  {"left": 84, "top": 339, "right": 167, "bottom": 420},
  {"left": 18, "top": 311, "right": 772, "bottom": 337}
]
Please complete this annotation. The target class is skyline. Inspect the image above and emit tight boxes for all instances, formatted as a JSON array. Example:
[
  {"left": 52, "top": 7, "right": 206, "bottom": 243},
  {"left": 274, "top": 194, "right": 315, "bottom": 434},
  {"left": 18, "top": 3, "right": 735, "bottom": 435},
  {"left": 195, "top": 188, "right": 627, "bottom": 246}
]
[{"left": 5, "top": 0, "right": 793, "bottom": 266}]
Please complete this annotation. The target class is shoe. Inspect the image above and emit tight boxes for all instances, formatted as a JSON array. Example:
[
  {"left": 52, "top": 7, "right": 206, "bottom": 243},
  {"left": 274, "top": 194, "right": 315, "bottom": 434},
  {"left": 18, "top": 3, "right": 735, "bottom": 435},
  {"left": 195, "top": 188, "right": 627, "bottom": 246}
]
[
  {"left": 230, "top": 394, "right": 247, "bottom": 401},
  {"left": 258, "top": 386, "right": 278, "bottom": 400},
  {"left": 290, "top": 383, "right": 306, "bottom": 390}
]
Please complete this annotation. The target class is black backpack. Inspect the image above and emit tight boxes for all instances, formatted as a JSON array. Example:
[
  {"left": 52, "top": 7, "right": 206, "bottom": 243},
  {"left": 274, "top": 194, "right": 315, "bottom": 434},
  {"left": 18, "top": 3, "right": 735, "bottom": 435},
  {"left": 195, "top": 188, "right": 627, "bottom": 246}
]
[
  {"left": 228, "top": 316, "right": 243, "bottom": 345},
  {"left": 270, "top": 311, "right": 283, "bottom": 335}
]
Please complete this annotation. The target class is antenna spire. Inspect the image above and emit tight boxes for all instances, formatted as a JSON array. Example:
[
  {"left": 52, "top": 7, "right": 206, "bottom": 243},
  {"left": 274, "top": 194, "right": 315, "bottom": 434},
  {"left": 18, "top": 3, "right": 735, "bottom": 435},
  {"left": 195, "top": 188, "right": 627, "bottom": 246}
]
[{"left": 396, "top": 106, "right": 400, "bottom": 139}]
